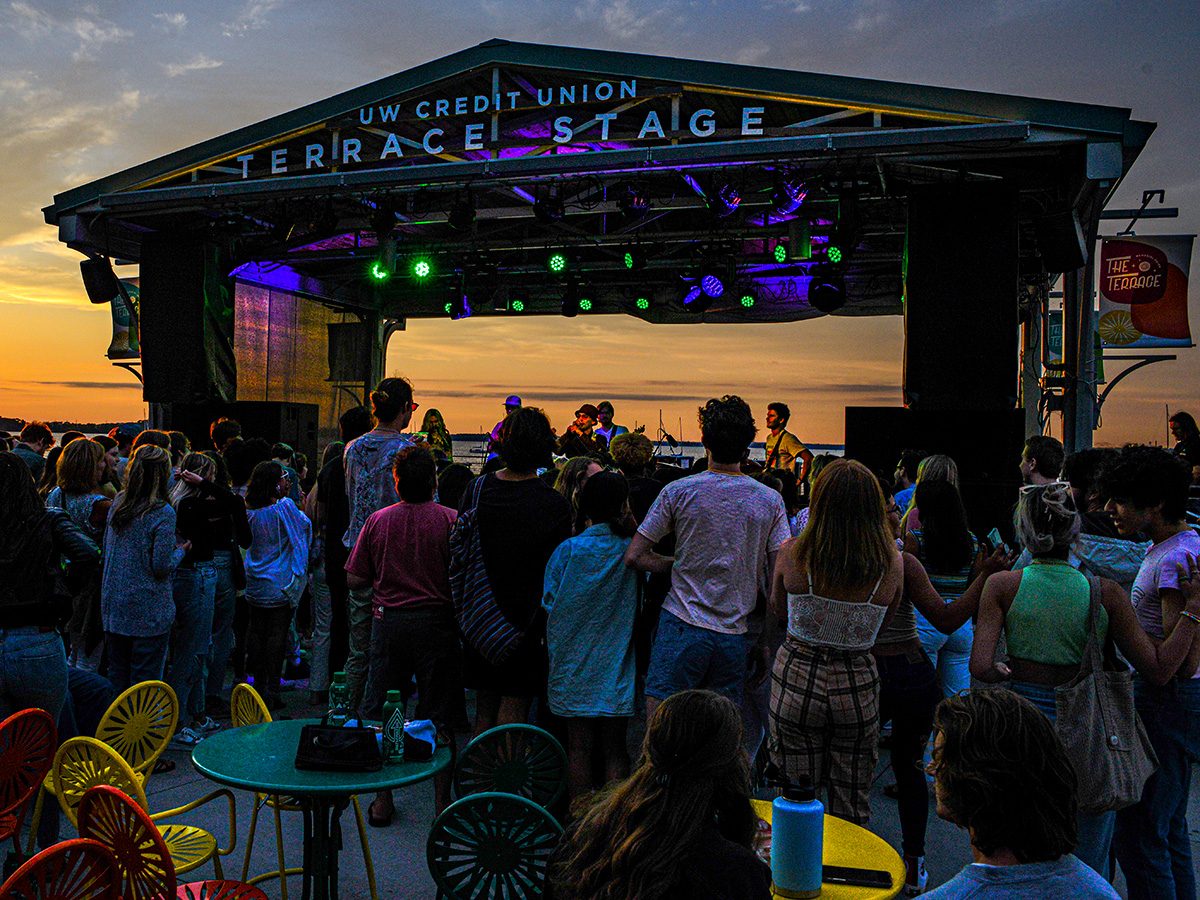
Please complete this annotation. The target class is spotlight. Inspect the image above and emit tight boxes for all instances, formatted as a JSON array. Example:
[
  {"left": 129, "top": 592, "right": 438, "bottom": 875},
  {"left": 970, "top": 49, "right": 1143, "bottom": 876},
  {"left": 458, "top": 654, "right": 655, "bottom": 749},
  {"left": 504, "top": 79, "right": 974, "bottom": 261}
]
[
  {"left": 699, "top": 264, "right": 727, "bottom": 298},
  {"left": 579, "top": 298, "right": 593, "bottom": 312},
  {"left": 773, "top": 243, "right": 788, "bottom": 264},
  {"left": 827, "top": 244, "right": 843, "bottom": 264},
  {"left": 370, "top": 261, "right": 390, "bottom": 282},
  {"left": 411, "top": 257, "right": 432, "bottom": 279},
  {"left": 617, "top": 185, "right": 650, "bottom": 220},
  {"left": 707, "top": 183, "right": 741, "bottom": 218},
  {"left": 635, "top": 296, "right": 651, "bottom": 310},
  {"left": 533, "top": 193, "right": 564, "bottom": 224},
  {"left": 547, "top": 251, "right": 568, "bottom": 274},
  {"left": 561, "top": 282, "right": 580, "bottom": 317},
  {"left": 808, "top": 266, "right": 845, "bottom": 313},
  {"left": 623, "top": 247, "right": 645, "bottom": 271},
  {"left": 443, "top": 302, "right": 453, "bottom": 315},
  {"left": 511, "top": 298, "right": 525, "bottom": 313},
  {"left": 740, "top": 293, "right": 756, "bottom": 308},
  {"left": 738, "top": 285, "right": 759, "bottom": 308},
  {"left": 772, "top": 179, "right": 808, "bottom": 218},
  {"left": 682, "top": 282, "right": 712, "bottom": 313},
  {"left": 448, "top": 196, "right": 475, "bottom": 231}
]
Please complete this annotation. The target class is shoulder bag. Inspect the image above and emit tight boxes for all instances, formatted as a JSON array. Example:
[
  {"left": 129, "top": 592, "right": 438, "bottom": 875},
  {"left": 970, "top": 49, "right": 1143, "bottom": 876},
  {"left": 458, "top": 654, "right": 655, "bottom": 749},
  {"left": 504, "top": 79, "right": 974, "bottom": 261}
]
[
  {"left": 1054, "top": 575, "right": 1158, "bottom": 815},
  {"left": 448, "top": 476, "right": 528, "bottom": 665}
]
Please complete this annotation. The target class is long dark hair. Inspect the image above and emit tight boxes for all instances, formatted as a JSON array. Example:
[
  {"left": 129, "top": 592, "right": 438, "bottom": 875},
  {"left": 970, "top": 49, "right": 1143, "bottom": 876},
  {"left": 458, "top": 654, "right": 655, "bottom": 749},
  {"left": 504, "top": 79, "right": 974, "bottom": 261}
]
[
  {"left": 551, "top": 690, "right": 755, "bottom": 900},
  {"left": 245, "top": 461, "right": 285, "bottom": 510},
  {"left": 576, "top": 471, "right": 634, "bottom": 538},
  {"left": 110, "top": 445, "right": 172, "bottom": 530},
  {"left": 915, "top": 480, "right": 975, "bottom": 572}
]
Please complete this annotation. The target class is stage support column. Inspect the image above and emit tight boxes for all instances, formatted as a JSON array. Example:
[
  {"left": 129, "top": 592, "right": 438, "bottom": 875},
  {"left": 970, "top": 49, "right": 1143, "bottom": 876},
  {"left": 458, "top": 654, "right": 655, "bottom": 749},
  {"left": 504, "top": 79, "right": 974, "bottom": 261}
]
[
  {"left": 1062, "top": 204, "right": 1101, "bottom": 453},
  {"left": 1021, "top": 300, "right": 1042, "bottom": 438}
]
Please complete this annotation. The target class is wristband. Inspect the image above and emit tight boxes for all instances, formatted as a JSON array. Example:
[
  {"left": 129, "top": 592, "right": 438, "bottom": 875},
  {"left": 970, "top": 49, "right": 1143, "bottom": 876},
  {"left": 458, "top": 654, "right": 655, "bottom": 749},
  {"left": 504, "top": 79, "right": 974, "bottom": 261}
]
[{"left": 1180, "top": 610, "right": 1200, "bottom": 625}]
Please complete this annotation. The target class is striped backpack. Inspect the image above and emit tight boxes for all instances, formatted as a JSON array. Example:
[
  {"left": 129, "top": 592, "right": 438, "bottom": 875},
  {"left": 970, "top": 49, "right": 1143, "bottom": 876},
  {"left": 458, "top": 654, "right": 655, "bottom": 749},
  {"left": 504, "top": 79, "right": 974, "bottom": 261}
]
[{"left": 448, "top": 475, "right": 527, "bottom": 665}]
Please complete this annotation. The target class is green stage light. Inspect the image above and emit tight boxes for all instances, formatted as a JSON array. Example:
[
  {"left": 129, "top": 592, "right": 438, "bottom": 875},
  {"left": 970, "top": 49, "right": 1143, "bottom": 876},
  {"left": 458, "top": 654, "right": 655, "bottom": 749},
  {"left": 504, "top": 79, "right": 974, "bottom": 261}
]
[
  {"left": 370, "top": 261, "right": 390, "bottom": 281},
  {"left": 827, "top": 245, "right": 843, "bottom": 264},
  {"left": 511, "top": 299, "right": 525, "bottom": 313},
  {"left": 579, "top": 298, "right": 593, "bottom": 312},
  {"left": 773, "top": 243, "right": 787, "bottom": 264},
  {"left": 443, "top": 302, "right": 453, "bottom": 315},
  {"left": 412, "top": 258, "right": 432, "bottom": 278},
  {"left": 635, "top": 297, "right": 650, "bottom": 310},
  {"left": 740, "top": 293, "right": 756, "bottom": 308},
  {"left": 547, "top": 252, "right": 567, "bottom": 273},
  {"left": 624, "top": 251, "right": 634, "bottom": 268}
]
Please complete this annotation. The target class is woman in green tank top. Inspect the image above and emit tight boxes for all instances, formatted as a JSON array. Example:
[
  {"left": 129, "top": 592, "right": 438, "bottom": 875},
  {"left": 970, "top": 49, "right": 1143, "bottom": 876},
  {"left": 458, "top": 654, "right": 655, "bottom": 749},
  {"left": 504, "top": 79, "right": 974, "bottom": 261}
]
[{"left": 969, "top": 482, "right": 1200, "bottom": 877}]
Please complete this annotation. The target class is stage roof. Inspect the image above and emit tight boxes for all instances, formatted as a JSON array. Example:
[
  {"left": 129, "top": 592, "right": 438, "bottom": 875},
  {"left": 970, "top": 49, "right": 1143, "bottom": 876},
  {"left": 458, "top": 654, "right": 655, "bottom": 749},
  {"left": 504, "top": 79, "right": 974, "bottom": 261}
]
[{"left": 45, "top": 39, "right": 1154, "bottom": 324}]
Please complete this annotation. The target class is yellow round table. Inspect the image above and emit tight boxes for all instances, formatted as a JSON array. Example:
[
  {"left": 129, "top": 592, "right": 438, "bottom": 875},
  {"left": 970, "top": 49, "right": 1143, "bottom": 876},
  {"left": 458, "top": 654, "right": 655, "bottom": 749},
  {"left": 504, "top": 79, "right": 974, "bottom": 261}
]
[{"left": 751, "top": 799, "right": 904, "bottom": 900}]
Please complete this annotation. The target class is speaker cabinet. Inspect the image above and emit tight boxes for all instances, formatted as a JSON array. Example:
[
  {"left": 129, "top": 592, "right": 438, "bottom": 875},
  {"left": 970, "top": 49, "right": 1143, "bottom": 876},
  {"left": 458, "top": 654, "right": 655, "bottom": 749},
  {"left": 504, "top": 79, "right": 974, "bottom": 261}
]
[{"left": 904, "top": 184, "right": 1018, "bottom": 411}]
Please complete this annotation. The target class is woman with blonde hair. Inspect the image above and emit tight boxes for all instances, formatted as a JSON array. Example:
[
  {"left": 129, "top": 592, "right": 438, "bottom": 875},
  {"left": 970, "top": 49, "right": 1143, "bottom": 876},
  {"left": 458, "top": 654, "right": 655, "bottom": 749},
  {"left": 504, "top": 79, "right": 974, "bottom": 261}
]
[
  {"left": 769, "top": 458, "right": 903, "bottom": 825},
  {"left": 551, "top": 689, "right": 769, "bottom": 900},
  {"left": 555, "top": 456, "right": 604, "bottom": 533},
  {"left": 420, "top": 408, "right": 453, "bottom": 463},
  {"left": 101, "top": 445, "right": 189, "bottom": 691}
]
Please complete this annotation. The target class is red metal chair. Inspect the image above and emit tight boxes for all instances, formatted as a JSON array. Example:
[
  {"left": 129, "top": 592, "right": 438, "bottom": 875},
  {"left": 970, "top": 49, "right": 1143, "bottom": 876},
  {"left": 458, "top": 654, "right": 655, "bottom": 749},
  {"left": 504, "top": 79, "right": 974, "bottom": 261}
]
[
  {"left": 0, "top": 838, "right": 118, "bottom": 900},
  {"left": 0, "top": 709, "right": 56, "bottom": 861},
  {"left": 77, "top": 786, "right": 266, "bottom": 900}
]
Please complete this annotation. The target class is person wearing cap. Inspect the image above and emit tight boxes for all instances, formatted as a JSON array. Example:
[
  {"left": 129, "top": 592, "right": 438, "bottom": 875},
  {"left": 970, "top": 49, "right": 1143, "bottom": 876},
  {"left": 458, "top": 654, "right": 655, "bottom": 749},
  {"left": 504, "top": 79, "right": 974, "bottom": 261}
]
[
  {"left": 594, "top": 401, "right": 629, "bottom": 446},
  {"left": 108, "top": 424, "right": 139, "bottom": 479},
  {"left": 486, "top": 395, "right": 522, "bottom": 460},
  {"left": 557, "top": 404, "right": 610, "bottom": 461}
]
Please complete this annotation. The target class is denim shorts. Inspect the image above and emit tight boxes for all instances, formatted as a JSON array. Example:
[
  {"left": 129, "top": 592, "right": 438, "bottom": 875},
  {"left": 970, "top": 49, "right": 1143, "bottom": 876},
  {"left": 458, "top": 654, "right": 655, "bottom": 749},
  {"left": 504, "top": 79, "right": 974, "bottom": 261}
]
[{"left": 644, "top": 609, "right": 748, "bottom": 701}]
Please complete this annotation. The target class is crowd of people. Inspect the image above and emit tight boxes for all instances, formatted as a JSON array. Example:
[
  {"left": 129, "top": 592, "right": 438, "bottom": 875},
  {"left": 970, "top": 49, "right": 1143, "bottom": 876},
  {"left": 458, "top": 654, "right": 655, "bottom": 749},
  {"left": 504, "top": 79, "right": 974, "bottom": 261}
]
[{"left": 1, "top": 394, "right": 1199, "bottom": 899}]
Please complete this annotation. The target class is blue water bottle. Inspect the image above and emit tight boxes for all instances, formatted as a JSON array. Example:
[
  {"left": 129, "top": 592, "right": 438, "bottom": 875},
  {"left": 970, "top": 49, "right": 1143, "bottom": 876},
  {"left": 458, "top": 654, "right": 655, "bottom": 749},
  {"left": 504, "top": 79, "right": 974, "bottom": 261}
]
[{"left": 771, "top": 778, "right": 824, "bottom": 898}]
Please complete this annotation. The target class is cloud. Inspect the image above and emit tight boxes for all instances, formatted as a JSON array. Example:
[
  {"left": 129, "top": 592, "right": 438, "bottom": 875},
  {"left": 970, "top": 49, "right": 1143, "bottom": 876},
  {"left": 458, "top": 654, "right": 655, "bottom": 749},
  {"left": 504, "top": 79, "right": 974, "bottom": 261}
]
[
  {"left": 574, "top": 0, "right": 670, "bottom": 40},
  {"left": 31, "top": 381, "right": 141, "bottom": 391},
  {"left": 152, "top": 12, "right": 187, "bottom": 34},
  {"left": 221, "top": 0, "right": 285, "bottom": 37},
  {"left": 164, "top": 54, "right": 222, "bottom": 77},
  {"left": 7, "top": 3, "right": 132, "bottom": 61}
]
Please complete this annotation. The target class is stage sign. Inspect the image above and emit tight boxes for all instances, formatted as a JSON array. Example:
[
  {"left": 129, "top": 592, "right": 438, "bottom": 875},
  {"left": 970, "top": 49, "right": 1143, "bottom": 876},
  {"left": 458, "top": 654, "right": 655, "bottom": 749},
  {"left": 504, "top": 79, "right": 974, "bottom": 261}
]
[
  {"left": 107, "top": 278, "right": 139, "bottom": 360},
  {"left": 1097, "top": 235, "right": 1194, "bottom": 349}
]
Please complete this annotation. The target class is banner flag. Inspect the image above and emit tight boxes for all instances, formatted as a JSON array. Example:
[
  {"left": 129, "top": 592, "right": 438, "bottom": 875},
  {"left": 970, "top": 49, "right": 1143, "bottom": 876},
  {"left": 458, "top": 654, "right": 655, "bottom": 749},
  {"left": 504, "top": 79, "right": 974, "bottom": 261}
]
[
  {"left": 107, "top": 278, "right": 140, "bottom": 359},
  {"left": 1097, "top": 235, "right": 1194, "bottom": 349}
]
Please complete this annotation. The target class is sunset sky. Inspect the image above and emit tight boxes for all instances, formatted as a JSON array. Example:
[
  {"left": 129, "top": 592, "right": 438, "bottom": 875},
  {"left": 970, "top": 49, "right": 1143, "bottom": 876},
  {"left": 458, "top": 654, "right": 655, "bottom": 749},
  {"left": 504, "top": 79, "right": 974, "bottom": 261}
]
[{"left": 2, "top": 1, "right": 1197, "bottom": 445}]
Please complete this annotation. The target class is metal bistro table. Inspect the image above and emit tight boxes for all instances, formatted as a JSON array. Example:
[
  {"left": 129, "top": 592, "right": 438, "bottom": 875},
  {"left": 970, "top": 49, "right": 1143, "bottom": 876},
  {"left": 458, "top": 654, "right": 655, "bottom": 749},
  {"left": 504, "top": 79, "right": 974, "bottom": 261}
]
[{"left": 193, "top": 719, "right": 451, "bottom": 900}]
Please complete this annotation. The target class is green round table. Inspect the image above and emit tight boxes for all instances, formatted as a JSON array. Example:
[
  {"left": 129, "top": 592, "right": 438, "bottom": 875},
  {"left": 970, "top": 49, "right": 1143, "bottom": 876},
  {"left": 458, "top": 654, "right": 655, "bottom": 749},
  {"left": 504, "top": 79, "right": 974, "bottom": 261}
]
[{"left": 193, "top": 719, "right": 451, "bottom": 900}]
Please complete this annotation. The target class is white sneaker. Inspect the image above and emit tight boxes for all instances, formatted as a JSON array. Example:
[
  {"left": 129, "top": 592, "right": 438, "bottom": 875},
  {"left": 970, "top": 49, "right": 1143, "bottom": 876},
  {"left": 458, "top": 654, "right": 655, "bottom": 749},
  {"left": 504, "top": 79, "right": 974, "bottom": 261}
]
[{"left": 903, "top": 856, "right": 928, "bottom": 896}]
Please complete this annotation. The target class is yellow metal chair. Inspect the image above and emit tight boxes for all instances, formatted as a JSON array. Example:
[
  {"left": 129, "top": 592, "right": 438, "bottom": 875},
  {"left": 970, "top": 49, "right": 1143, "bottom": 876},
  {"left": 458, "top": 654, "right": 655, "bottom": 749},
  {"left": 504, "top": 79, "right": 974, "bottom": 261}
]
[
  {"left": 230, "top": 683, "right": 379, "bottom": 900},
  {"left": 27, "top": 680, "right": 179, "bottom": 854},
  {"left": 51, "top": 736, "right": 236, "bottom": 880}
]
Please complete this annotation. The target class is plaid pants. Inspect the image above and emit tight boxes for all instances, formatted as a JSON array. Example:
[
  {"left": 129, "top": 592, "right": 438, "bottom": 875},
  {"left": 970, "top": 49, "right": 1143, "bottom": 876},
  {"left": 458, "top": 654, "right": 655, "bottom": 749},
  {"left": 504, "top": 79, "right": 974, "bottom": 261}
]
[{"left": 768, "top": 636, "right": 880, "bottom": 825}]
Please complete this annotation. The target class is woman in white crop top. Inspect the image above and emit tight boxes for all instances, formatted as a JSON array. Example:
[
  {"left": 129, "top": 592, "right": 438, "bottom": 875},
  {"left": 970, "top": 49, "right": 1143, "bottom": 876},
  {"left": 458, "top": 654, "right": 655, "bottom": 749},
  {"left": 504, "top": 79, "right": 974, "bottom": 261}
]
[{"left": 767, "top": 459, "right": 904, "bottom": 826}]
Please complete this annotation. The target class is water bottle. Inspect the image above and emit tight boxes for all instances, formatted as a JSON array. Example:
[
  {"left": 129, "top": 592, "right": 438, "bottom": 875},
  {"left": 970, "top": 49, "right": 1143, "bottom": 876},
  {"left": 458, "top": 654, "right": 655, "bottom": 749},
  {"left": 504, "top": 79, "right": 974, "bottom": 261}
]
[
  {"left": 381, "top": 690, "right": 405, "bottom": 764},
  {"left": 771, "top": 778, "right": 824, "bottom": 899},
  {"left": 327, "top": 671, "right": 348, "bottom": 727}
]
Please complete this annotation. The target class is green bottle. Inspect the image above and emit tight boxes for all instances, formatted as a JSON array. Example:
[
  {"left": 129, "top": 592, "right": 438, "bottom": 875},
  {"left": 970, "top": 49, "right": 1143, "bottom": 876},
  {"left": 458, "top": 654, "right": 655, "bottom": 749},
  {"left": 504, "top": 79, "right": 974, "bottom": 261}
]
[
  {"left": 381, "top": 690, "right": 404, "bottom": 764},
  {"left": 328, "top": 672, "right": 348, "bottom": 726}
]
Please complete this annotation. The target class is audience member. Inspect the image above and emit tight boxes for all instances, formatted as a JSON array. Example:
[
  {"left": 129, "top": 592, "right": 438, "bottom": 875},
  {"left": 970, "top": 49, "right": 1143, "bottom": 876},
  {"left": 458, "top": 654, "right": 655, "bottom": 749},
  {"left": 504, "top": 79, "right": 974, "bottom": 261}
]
[
  {"left": 923, "top": 689, "right": 1119, "bottom": 900},
  {"left": 543, "top": 472, "right": 650, "bottom": 801},
  {"left": 101, "top": 445, "right": 188, "bottom": 692},
  {"left": 554, "top": 456, "right": 604, "bottom": 532},
  {"left": 436, "top": 463, "right": 473, "bottom": 512},
  {"left": 243, "top": 460, "right": 311, "bottom": 710},
  {"left": 12, "top": 422, "right": 53, "bottom": 483},
  {"left": 1099, "top": 446, "right": 1200, "bottom": 899},
  {"left": 1020, "top": 435, "right": 1065, "bottom": 486},
  {"left": 346, "top": 444, "right": 462, "bottom": 822},
  {"left": 168, "top": 431, "right": 190, "bottom": 468},
  {"left": 893, "top": 449, "right": 926, "bottom": 513},
  {"left": 550, "top": 690, "right": 770, "bottom": 900},
  {"left": 210, "top": 417, "right": 241, "bottom": 453}
]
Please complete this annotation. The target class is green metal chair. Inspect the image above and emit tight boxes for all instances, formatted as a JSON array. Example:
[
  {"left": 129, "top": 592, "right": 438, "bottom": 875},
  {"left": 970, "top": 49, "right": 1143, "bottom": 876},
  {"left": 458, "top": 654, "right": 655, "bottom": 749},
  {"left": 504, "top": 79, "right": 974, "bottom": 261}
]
[
  {"left": 426, "top": 792, "right": 562, "bottom": 900},
  {"left": 453, "top": 725, "right": 567, "bottom": 811}
]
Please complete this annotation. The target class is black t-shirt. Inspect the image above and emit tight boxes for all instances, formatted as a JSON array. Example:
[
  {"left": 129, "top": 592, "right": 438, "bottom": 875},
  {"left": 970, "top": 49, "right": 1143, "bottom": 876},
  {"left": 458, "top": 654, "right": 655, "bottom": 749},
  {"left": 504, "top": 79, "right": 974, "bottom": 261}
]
[
  {"left": 317, "top": 457, "right": 350, "bottom": 565},
  {"left": 463, "top": 474, "right": 571, "bottom": 627},
  {"left": 1175, "top": 435, "right": 1200, "bottom": 469},
  {"left": 176, "top": 481, "right": 247, "bottom": 566}
]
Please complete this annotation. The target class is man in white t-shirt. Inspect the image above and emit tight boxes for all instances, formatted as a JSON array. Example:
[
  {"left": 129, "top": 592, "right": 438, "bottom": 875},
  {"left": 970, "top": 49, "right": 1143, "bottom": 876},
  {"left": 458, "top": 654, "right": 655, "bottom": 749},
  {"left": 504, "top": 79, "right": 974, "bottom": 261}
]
[
  {"left": 625, "top": 395, "right": 790, "bottom": 718},
  {"left": 1100, "top": 446, "right": 1200, "bottom": 900}
]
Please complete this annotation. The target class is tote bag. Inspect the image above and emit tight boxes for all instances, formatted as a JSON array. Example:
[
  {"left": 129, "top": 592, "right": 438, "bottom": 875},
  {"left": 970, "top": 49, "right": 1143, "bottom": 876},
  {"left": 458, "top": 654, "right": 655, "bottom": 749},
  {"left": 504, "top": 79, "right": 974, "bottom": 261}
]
[{"left": 1054, "top": 576, "right": 1158, "bottom": 815}]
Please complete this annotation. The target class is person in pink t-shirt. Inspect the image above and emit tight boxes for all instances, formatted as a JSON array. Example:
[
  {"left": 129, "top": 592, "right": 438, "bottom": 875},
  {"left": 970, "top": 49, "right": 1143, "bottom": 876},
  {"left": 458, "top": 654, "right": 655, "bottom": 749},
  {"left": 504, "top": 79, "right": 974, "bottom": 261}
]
[{"left": 345, "top": 444, "right": 463, "bottom": 825}]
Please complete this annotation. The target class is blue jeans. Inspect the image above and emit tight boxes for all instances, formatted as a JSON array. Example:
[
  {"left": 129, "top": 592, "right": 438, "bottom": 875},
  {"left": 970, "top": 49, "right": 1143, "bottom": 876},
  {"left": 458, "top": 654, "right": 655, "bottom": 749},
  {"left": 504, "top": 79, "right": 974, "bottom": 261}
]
[
  {"left": 168, "top": 564, "right": 216, "bottom": 721},
  {"left": 0, "top": 628, "right": 68, "bottom": 722},
  {"left": 645, "top": 609, "right": 747, "bottom": 701},
  {"left": 1115, "top": 676, "right": 1200, "bottom": 900},
  {"left": 205, "top": 552, "right": 237, "bottom": 701},
  {"left": 914, "top": 612, "right": 972, "bottom": 698},
  {"left": 106, "top": 632, "right": 170, "bottom": 693}
]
